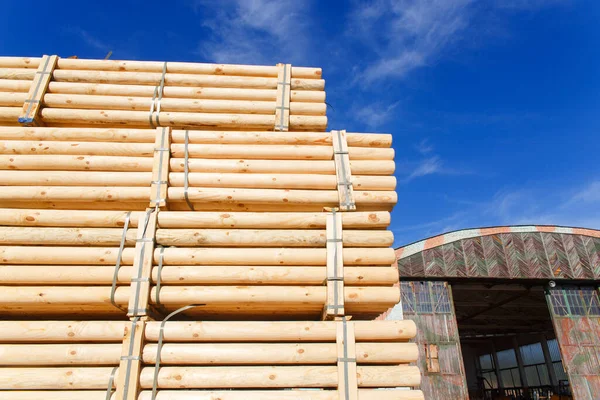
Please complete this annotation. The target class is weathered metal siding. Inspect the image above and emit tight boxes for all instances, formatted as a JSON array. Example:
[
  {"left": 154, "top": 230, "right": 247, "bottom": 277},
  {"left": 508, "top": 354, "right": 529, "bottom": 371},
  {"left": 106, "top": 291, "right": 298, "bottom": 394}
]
[
  {"left": 398, "top": 231, "right": 600, "bottom": 280},
  {"left": 546, "top": 286, "right": 600, "bottom": 400},
  {"left": 401, "top": 281, "right": 469, "bottom": 399}
]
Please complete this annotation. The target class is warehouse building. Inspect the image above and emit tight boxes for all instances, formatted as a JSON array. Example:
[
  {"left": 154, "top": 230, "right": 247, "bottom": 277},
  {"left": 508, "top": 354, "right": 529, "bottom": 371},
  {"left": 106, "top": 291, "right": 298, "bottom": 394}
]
[{"left": 392, "top": 225, "right": 600, "bottom": 400}]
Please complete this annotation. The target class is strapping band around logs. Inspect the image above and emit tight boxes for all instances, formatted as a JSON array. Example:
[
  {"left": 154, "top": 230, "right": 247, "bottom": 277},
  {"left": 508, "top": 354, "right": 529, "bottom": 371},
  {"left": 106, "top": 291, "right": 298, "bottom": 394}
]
[
  {"left": 154, "top": 245, "right": 166, "bottom": 311},
  {"left": 151, "top": 304, "right": 205, "bottom": 400},
  {"left": 128, "top": 209, "right": 154, "bottom": 316},
  {"left": 274, "top": 63, "right": 291, "bottom": 131},
  {"left": 121, "top": 316, "right": 141, "bottom": 400},
  {"left": 110, "top": 211, "right": 131, "bottom": 312},
  {"left": 149, "top": 62, "right": 168, "bottom": 128},
  {"left": 183, "top": 130, "right": 194, "bottom": 211},
  {"left": 21, "top": 56, "right": 51, "bottom": 125},
  {"left": 104, "top": 366, "right": 118, "bottom": 400},
  {"left": 332, "top": 130, "right": 356, "bottom": 211}
]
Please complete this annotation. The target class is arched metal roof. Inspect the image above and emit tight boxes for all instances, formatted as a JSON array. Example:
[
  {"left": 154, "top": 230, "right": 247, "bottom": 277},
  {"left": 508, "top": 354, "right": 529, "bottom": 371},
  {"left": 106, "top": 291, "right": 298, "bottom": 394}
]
[{"left": 396, "top": 225, "right": 600, "bottom": 280}]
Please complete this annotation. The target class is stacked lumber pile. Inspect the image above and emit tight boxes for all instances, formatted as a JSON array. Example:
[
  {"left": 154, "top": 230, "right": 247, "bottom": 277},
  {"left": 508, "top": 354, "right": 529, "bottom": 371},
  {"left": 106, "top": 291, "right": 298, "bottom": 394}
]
[
  {"left": 0, "top": 56, "right": 326, "bottom": 130},
  {"left": 0, "top": 127, "right": 396, "bottom": 211},
  {"left": 0, "top": 55, "right": 422, "bottom": 400},
  {"left": 0, "top": 320, "right": 422, "bottom": 400},
  {"left": 0, "top": 208, "right": 399, "bottom": 319}
]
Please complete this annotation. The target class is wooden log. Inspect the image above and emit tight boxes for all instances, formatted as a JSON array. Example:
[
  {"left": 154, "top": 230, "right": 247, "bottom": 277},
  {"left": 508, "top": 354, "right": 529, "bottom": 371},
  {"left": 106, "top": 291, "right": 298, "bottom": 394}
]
[
  {"left": 0, "top": 155, "right": 153, "bottom": 171},
  {"left": 0, "top": 390, "right": 425, "bottom": 400},
  {"left": 155, "top": 229, "right": 393, "bottom": 247},
  {"left": 38, "top": 93, "right": 326, "bottom": 116},
  {"left": 0, "top": 171, "right": 152, "bottom": 186},
  {"left": 0, "top": 140, "right": 392, "bottom": 160},
  {"left": 0, "top": 91, "right": 26, "bottom": 106},
  {"left": 168, "top": 188, "right": 397, "bottom": 207},
  {"left": 0, "top": 286, "right": 400, "bottom": 308},
  {"left": 0, "top": 344, "right": 120, "bottom": 365},
  {"left": 0, "top": 127, "right": 390, "bottom": 147},
  {"left": 0, "top": 365, "right": 419, "bottom": 389},
  {"left": 0, "top": 140, "right": 154, "bottom": 156},
  {"left": 142, "top": 342, "right": 417, "bottom": 365},
  {"left": 0, "top": 246, "right": 396, "bottom": 265},
  {"left": 0, "top": 265, "right": 399, "bottom": 286},
  {"left": 0, "top": 201, "right": 149, "bottom": 211},
  {"left": 0, "top": 227, "right": 137, "bottom": 246},
  {"left": 171, "top": 159, "right": 395, "bottom": 175},
  {"left": 0, "top": 127, "right": 156, "bottom": 142},
  {"left": 0, "top": 79, "right": 31, "bottom": 92},
  {"left": 0, "top": 68, "right": 35, "bottom": 80},
  {"left": 18, "top": 55, "right": 57, "bottom": 126},
  {"left": 171, "top": 144, "right": 393, "bottom": 160},
  {"left": 0, "top": 187, "right": 151, "bottom": 202},
  {"left": 0, "top": 320, "right": 416, "bottom": 343},
  {"left": 172, "top": 130, "right": 392, "bottom": 147},
  {"left": 0, "top": 106, "right": 21, "bottom": 123},
  {"left": 138, "top": 365, "right": 420, "bottom": 388},
  {"left": 47, "top": 81, "right": 326, "bottom": 103},
  {"left": 49, "top": 69, "right": 325, "bottom": 90},
  {"left": 0, "top": 367, "right": 116, "bottom": 389},
  {"left": 0, "top": 57, "right": 323, "bottom": 79},
  {"left": 0, "top": 320, "right": 126, "bottom": 342},
  {"left": 37, "top": 108, "right": 328, "bottom": 131},
  {"left": 0, "top": 209, "right": 390, "bottom": 229},
  {"left": 0, "top": 342, "right": 417, "bottom": 365}
]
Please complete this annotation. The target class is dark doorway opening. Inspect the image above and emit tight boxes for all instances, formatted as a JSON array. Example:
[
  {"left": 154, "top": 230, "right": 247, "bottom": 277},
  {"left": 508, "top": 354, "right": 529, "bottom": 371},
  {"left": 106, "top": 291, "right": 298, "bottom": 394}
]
[{"left": 452, "top": 283, "right": 571, "bottom": 400}]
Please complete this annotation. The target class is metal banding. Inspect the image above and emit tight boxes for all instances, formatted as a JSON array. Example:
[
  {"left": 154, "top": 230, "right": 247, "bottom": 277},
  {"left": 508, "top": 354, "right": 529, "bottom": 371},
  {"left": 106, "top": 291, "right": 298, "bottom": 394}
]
[
  {"left": 110, "top": 211, "right": 131, "bottom": 311},
  {"left": 104, "top": 366, "right": 118, "bottom": 400},
  {"left": 155, "top": 62, "right": 167, "bottom": 127},
  {"left": 333, "top": 130, "right": 355, "bottom": 210},
  {"left": 332, "top": 209, "right": 340, "bottom": 312},
  {"left": 151, "top": 304, "right": 205, "bottom": 400},
  {"left": 342, "top": 317, "right": 351, "bottom": 400},
  {"left": 183, "top": 130, "right": 195, "bottom": 211},
  {"left": 155, "top": 246, "right": 166, "bottom": 308},
  {"left": 152, "top": 128, "right": 168, "bottom": 206},
  {"left": 130, "top": 209, "right": 153, "bottom": 317}
]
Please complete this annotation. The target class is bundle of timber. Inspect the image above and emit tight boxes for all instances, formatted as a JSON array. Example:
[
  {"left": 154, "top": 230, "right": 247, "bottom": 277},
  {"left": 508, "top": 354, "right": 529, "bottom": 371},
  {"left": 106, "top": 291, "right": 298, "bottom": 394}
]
[
  {"left": 0, "top": 319, "right": 424, "bottom": 400},
  {"left": 0, "top": 208, "right": 399, "bottom": 319},
  {"left": 0, "top": 56, "right": 326, "bottom": 131},
  {"left": 0, "top": 127, "right": 396, "bottom": 211}
]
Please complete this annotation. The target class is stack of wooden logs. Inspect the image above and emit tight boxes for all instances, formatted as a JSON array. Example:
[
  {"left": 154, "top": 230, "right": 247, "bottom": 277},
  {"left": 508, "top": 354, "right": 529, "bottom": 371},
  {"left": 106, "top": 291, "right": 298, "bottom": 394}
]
[
  {"left": 0, "top": 55, "right": 422, "bottom": 400},
  {"left": 0, "top": 56, "right": 326, "bottom": 130},
  {"left": 0, "top": 208, "right": 399, "bottom": 319},
  {"left": 0, "top": 320, "right": 422, "bottom": 400}
]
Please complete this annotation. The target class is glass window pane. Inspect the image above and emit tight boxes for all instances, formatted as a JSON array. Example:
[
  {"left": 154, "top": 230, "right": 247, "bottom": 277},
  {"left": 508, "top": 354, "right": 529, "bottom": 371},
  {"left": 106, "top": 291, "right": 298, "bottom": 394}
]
[
  {"left": 547, "top": 339, "right": 562, "bottom": 362},
  {"left": 414, "top": 282, "right": 433, "bottom": 313},
  {"left": 550, "top": 290, "right": 569, "bottom": 316},
  {"left": 431, "top": 282, "right": 451, "bottom": 314},
  {"left": 566, "top": 289, "right": 586, "bottom": 316},
  {"left": 520, "top": 342, "right": 545, "bottom": 365},
  {"left": 511, "top": 368, "right": 522, "bottom": 387},
  {"left": 501, "top": 369, "right": 515, "bottom": 388},
  {"left": 553, "top": 361, "right": 568, "bottom": 382},
  {"left": 536, "top": 364, "right": 550, "bottom": 386},
  {"left": 581, "top": 288, "right": 600, "bottom": 316},
  {"left": 497, "top": 349, "right": 518, "bottom": 369},
  {"left": 525, "top": 365, "right": 541, "bottom": 386},
  {"left": 479, "top": 354, "right": 493, "bottom": 370},
  {"left": 400, "top": 282, "right": 415, "bottom": 313}
]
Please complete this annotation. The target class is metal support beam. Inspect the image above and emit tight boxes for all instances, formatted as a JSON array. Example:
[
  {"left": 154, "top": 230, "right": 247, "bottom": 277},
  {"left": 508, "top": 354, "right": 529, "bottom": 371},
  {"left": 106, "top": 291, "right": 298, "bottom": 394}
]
[
  {"left": 457, "top": 290, "right": 531, "bottom": 323},
  {"left": 490, "top": 340, "right": 504, "bottom": 390},
  {"left": 512, "top": 335, "right": 530, "bottom": 399},
  {"left": 539, "top": 333, "right": 558, "bottom": 391}
]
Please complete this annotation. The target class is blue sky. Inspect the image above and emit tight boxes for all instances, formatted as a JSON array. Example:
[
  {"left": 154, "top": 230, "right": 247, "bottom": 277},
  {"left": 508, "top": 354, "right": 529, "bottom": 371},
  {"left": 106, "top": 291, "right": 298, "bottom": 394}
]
[{"left": 1, "top": 0, "right": 599, "bottom": 246}]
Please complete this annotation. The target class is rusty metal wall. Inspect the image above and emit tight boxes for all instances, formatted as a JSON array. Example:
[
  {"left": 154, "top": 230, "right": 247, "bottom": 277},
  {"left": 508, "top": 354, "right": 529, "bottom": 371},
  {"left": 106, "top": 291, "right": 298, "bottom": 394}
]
[
  {"left": 401, "top": 281, "right": 470, "bottom": 399},
  {"left": 546, "top": 286, "right": 600, "bottom": 399},
  {"left": 398, "top": 231, "right": 600, "bottom": 280}
]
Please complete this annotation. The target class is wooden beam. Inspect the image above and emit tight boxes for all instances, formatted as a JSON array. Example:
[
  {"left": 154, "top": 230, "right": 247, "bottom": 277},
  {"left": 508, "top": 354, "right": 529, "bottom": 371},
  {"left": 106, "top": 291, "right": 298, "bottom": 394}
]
[
  {"left": 274, "top": 63, "right": 291, "bottom": 131},
  {"left": 332, "top": 130, "right": 355, "bottom": 211},
  {"left": 18, "top": 55, "right": 57, "bottom": 126},
  {"left": 336, "top": 318, "right": 358, "bottom": 400},
  {"left": 149, "top": 127, "right": 171, "bottom": 208},
  {"left": 457, "top": 290, "right": 531, "bottom": 323},
  {"left": 115, "top": 318, "right": 146, "bottom": 400},
  {"left": 323, "top": 210, "right": 344, "bottom": 320}
]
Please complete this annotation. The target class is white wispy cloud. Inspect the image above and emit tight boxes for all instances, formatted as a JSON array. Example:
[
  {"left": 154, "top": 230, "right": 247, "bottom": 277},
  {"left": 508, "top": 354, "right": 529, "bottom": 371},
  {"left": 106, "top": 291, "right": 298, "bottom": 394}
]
[
  {"left": 353, "top": 101, "right": 400, "bottom": 129},
  {"left": 415, "top": 138, "right": 434, "bottom": 155},
  {"left": 570, "top": 181, "right": 600, "bottom": 203},
  {"left": 191, "top": 0, "right": 312, "bottom": 65},
  {"left": 348, "top": 0, "right": 569, "bottom": 85},
  {"left": 67, "top": 27, "right": 111, "bottom": 52},
  {"left": 404, "top": 156, "right": 443, "bottom": 182}
]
